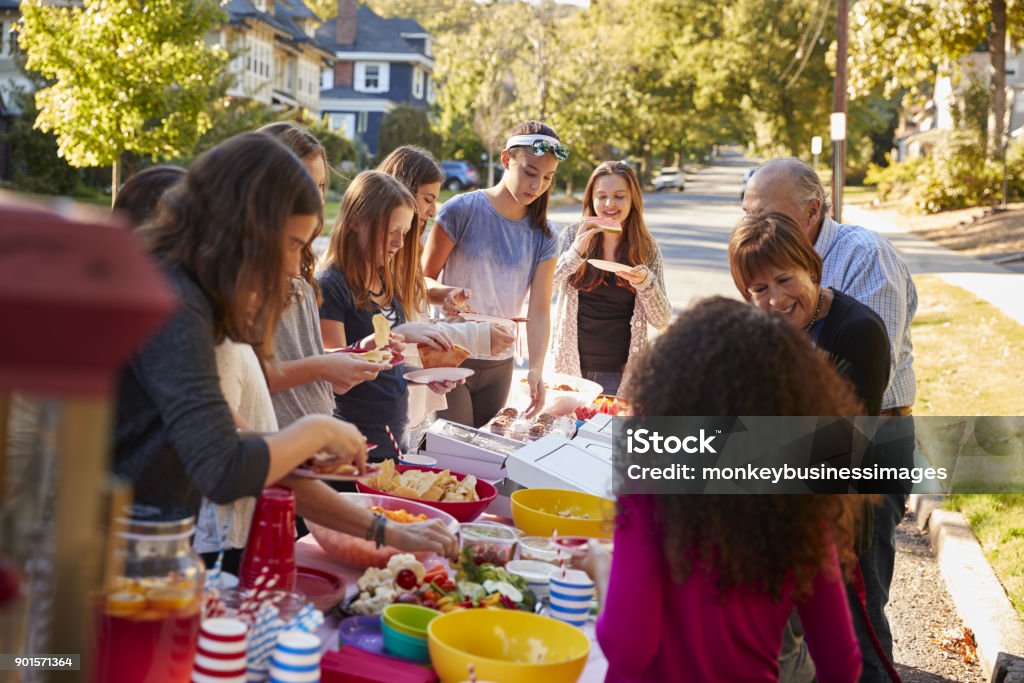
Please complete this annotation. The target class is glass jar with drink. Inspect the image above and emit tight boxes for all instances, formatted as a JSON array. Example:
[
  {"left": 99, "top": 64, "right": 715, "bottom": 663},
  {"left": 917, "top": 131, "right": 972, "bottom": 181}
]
[{"left": 93, "top": 505, "right": 204, "bottom": 683}]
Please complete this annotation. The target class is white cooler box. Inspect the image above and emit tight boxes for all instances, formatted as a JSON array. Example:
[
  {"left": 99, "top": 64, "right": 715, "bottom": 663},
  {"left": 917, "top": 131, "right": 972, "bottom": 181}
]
[{"left": 505, "top": 434, "right": 614, "bottom": 499}]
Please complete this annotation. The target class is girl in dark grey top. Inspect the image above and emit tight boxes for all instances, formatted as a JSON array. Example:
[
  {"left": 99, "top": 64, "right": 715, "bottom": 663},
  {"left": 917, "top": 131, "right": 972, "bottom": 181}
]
[{"left": 112, "top": 133, "right": 368, "bottom": 515}]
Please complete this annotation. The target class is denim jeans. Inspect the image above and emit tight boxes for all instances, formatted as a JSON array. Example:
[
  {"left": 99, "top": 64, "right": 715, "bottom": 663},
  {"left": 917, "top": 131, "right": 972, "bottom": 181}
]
[
  {"left": 582, "top": 369, "right": 624, "bottom": 397},
  {"left": 849, "top": 417, "right": 915, "bottom": 681}
]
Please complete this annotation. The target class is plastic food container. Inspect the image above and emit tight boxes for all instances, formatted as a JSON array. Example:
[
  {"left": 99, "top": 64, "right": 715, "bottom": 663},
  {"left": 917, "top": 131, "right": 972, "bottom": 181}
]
[
  {"left": 459, "top": 522, "right": 521, "bottom": 566},
  {"left": 517, "top": 536, "right": 565, "bottom": 565}
]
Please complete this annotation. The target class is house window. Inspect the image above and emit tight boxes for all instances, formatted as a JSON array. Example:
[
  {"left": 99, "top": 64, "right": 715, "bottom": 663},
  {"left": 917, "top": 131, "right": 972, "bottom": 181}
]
[
  {"left": 1007, "top": 59, "right": 1020, "bottom": 79},
  {"left": 364, "top": 64, "right": 380, "bottom": 90},
  {"left": 357, "top": 111, "right": 368, "bottom": 134},
  {"left": 427, "top": 76, "right": 435, "bottom": 105},
  {"left": 355, "top": 62, "right": 389, "bottom": 93},
  {"left": 1, "top": 21, "right": 15, "bottom": 58},
  {"left": 413, "top": 68, "right": 424, "bottom": 99},
  {"left": 330, "top": 113, "right": 357, "bottom": 140}
]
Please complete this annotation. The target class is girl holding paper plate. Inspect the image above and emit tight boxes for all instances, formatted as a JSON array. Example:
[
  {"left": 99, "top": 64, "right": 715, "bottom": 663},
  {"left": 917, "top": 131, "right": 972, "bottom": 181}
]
[
  {"left": 423, "top": 120, "right": 563, "bottom": 427},
  {"left": 317, "top": 171, "right": 458, "bottom": 459},
  {"left": 550, "top": 161, "right": 671, "bottom": 397}
]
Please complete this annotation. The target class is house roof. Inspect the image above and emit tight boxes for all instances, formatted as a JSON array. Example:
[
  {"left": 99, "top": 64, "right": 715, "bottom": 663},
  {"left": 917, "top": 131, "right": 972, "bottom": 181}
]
[
  {"left": 225, "top": 0, "right": 333, "bottom": 60},
  {"left": 317, "top": 5, "right": 428, "bottom": 56},
  {"left": 0, "top": 1, "right": 21, "bottom": 10}
]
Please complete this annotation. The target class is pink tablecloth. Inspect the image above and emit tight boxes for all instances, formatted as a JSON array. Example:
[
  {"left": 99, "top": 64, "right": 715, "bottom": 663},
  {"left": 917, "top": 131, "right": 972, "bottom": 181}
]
[{"left": 296, "top": 534, "right": 608, "bottom": 682}]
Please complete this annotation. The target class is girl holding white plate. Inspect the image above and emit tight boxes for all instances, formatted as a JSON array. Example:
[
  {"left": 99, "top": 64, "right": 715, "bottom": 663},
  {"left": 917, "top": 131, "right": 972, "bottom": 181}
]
[{"left": 550, "top": 161, "right": 671, "bottom": 397}]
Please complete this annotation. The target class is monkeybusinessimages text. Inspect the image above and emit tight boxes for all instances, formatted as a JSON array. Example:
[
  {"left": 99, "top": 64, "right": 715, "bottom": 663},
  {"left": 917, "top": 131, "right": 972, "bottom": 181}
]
[{"left": 624, "top": 428, "right": 948, "bottom": 485}]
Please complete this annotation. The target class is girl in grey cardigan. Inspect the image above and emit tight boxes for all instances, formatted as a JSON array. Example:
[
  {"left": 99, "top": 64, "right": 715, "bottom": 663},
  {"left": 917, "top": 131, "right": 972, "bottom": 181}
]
[{"left": 550, "top": 162, "right": 672, "bottom": 396}]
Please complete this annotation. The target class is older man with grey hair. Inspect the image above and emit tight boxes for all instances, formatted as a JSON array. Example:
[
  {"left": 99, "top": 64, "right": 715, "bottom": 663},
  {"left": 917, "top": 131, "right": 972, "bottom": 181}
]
[{"left": 743, "top": 157, "right": 916, "bottom": 682}]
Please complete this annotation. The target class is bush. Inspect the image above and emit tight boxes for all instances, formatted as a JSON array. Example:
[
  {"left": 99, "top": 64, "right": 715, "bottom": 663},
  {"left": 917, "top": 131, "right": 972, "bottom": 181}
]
[
  {"left": 377, "top": 105, "right": 441, "bottom": 162},
  {"left": 912, "top": 131, "right": 1002, "bottom": 213},
  {"left": 864, "top": 156, "right": 924, "bottom": 202},
  {"left": 2, "top": 89, "right": 81, "bottom": 195}
]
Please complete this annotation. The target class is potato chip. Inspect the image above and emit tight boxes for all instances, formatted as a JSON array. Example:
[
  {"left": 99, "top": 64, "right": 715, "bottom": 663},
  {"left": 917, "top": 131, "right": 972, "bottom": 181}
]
[
  {"left": 371, "top": 313, "right": 390, "bottom": 350},
  {"left": 366, "top": 459, "right": 478, "bottom": 502}
]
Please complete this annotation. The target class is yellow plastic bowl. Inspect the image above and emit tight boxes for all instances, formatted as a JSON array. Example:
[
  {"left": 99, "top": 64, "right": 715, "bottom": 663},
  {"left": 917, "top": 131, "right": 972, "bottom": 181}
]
[
  {"left": 510, "top": 489, "right": 615, "bottom": 540},
  {"left": 427, "top": 608, "right": 590, "bottom": 683}
]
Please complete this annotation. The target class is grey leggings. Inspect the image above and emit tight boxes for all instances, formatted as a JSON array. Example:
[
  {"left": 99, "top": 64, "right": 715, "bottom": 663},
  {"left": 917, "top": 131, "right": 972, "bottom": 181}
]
[{"left": 436, "top": 357, "right": 514, "bottom": 428}]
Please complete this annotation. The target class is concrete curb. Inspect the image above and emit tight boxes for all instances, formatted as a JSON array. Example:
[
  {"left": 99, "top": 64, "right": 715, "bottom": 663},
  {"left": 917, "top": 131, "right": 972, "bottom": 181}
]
[{"left": 908, "top": 494, "right": 1024, "bottom": 680}]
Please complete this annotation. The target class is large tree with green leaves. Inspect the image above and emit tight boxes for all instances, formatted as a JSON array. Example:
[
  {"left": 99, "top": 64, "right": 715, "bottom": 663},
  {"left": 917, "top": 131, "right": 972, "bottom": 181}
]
[
  {"left": 18, "top": 0, "right": 229, "bottom": 203},
  {"left": 849, "top": 0, "right": 1024, "bottom": 154}
]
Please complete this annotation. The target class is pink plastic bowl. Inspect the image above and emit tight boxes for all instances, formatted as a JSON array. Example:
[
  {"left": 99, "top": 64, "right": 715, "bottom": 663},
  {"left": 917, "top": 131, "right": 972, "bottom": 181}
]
[
  {"left": 306, "top": 492, "right": 458, "bottom": 569},
  {"left": 356, "top": 464, "right": 497, "bottom": 523}
]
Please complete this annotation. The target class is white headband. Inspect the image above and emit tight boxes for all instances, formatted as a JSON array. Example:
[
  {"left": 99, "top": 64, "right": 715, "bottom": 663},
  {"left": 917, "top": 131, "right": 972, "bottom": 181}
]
[{"left": 504, "top": 134, "right": 562, "bottom": 150}]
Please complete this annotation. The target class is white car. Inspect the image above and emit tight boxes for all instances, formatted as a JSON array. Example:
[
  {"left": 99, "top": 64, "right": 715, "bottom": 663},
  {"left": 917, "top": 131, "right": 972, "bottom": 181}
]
[{"left": 652, "top": 167, "right": 685, "bottom": 192}]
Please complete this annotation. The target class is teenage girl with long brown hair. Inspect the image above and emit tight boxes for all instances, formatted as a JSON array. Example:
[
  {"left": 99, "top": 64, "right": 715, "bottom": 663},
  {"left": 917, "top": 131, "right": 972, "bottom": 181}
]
[{"left": 550, "top": 161, "right": 671, "bottom": 396}]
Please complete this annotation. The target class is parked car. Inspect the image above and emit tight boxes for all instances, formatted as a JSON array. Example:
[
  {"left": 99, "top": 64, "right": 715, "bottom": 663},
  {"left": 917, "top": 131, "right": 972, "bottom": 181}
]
[
  {"left": 739, "top": 167, "right": 756, "bottom": 200},
  {"left": 652, "top": 167, "right": 685, "bottom": 192},
  {"left": 441, "top": 160, "right": 480, "bottom": 192}
]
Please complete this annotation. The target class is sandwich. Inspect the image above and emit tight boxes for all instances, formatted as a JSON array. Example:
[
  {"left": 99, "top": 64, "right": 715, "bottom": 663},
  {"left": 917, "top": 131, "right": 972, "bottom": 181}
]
[
  {"left": 305, "top": 452, "right": 359, "bottom": 476},
  {"left": 417, "top": 342, "right": 471, "bottom": 369}
]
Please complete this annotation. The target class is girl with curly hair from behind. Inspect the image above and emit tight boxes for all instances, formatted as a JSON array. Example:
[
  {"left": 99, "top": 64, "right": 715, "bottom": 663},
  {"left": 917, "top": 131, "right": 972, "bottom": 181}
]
[{"left": 575, "top": 297, "right": 866, "bottom": 683}]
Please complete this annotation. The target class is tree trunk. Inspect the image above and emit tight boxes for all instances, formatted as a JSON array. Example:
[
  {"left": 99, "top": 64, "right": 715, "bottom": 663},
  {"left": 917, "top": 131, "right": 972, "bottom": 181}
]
[
  {"left": 110, "top": 158, "right": 121, "bottom": 208},
  {"left": 990, "top": 0, "right": 1007, "bottom": 155}
]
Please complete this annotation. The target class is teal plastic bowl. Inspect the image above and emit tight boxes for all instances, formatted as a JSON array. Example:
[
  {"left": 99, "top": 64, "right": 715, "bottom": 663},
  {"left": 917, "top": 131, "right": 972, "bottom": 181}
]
[
  {"left": 382, "top": 603, "right": 440, "bottom": 638},
  {"left": 381, "top": 618, "right": 430, "bottom": 663}
]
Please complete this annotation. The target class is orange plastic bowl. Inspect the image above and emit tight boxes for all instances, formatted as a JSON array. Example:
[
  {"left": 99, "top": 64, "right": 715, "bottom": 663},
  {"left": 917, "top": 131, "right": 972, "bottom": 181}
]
[{"left": 356, "top": 464, "right": 497, "bottom": 523}]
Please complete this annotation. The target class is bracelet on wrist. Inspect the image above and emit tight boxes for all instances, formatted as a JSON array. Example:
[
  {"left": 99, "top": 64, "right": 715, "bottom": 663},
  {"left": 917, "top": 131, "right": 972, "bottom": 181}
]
[
  {"left": 375, "top": 515, "right": 388, "bottom": 548},
  {"left": 365, "top": 512, "right": 382, "bottom": 542}
]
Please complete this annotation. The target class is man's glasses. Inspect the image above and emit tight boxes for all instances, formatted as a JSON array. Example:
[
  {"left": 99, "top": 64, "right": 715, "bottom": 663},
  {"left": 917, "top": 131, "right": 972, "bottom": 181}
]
[{"left": 516, "top": 139, "right": 569, "bottom": 161}]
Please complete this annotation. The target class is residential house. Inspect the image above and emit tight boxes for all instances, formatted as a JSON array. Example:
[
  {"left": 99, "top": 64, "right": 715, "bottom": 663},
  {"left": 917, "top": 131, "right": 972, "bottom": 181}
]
[
  {"left": 894, "top": 49, "right": 1024, "bottom": 162},
  {"left": 0, "top": 0, "right": 30, "bottom": 109},
  {"left": 220, "top": 0, "right": 335, "bottom": 117},
  {"left": 317, "top": 0, "right": 435, "bottom": 157},
  {"left": 0, "top": 0, "right": 339, "bottom": 180}
]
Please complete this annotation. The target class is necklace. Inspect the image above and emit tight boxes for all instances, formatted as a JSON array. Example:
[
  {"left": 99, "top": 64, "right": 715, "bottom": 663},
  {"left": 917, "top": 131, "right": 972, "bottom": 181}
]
[
  {"left": 805, "top": 289, "right": 825, "bottom": 332},
  {"left": 367, "top": 272, "right": 385, "bottom": 298}
]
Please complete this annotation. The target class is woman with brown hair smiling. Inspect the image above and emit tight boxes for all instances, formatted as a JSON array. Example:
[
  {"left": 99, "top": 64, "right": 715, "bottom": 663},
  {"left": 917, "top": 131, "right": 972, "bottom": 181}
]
[{"left": 728, "top": 211, "right": 891, "bottom": 417}]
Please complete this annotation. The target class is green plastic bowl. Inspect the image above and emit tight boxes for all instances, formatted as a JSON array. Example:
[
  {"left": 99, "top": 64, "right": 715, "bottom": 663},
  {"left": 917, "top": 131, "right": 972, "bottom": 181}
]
[{"left": 382, "top": 603, "right": 441, "bottom": 638}]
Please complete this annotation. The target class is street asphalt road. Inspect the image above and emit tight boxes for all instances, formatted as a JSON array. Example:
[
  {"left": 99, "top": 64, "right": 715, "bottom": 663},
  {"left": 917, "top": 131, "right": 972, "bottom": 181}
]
[{"left": 549, "top": 151, "right": 753, "bottom": 312}]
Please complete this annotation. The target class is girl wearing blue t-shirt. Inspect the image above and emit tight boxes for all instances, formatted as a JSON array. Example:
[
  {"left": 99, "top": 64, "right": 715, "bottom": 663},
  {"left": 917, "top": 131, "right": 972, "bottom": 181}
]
[
  {"left": 422, "top": 120, "right": 565, "bottom": 427},
  {"left": 317, "top": 171, "right": 454, "bottom": 458}
]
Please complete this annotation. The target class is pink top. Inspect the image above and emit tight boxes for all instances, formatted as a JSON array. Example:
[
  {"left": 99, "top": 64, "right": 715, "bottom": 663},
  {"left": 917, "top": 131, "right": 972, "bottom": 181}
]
[{"left": 596, "top": 496, "right": 861, "bottom": 683}]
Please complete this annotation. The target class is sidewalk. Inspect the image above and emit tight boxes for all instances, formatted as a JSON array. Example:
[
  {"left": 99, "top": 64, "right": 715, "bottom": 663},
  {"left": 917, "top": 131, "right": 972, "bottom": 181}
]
[
  {"left": 844, "top": 205, "right": 1024, "bottom": 328},
  {"left": 846, "top": 204, "right": 1024, "bottom": 679}
]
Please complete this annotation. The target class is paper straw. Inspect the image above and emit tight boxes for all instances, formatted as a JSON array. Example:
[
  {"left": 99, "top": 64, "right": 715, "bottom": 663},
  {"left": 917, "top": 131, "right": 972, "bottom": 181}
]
[
  {"left": 285, "top": 603, "right": 323, "bottom": 634},
  {"left": 468, "top": 663, "right": 477, "bottom": 683},
  {"left": 385, "top": 424, "right": 401, "bottom": 458}
]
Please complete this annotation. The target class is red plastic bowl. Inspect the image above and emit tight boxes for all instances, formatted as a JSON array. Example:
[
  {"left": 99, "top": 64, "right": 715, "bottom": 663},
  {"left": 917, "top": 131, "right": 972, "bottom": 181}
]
[{"left": 356, "top": 464, "right": 497, "bottom": 523}]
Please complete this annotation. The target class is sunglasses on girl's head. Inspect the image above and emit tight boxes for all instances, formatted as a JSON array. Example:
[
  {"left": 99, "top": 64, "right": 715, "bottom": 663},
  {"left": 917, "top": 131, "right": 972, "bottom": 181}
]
[{"left": 515, "top": 139, "right": 569, "bottom": 161}]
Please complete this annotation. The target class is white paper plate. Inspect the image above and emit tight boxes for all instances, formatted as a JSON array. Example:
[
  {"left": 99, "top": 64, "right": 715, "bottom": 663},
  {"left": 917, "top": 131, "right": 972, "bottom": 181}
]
[
  {"left": 404, "top": 367, "right": 475, "bottom": 383},
  {"left": 458, "top": 312, "right": 524, "bottom": 327},
  {"left": 588, "top": 259, "right": 632, "bottom": 274}
]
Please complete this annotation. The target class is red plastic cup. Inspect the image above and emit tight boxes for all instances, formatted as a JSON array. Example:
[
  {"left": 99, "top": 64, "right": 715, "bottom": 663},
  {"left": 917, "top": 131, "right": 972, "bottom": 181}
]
[{"left": 238, "top": 487, "right": 296, "bottom": 591}]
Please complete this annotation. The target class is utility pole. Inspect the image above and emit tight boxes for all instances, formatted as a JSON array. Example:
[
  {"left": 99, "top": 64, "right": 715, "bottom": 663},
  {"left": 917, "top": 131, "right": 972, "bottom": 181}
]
[{"left": 832, "top": 0, "right": 849, "bottom": 222}]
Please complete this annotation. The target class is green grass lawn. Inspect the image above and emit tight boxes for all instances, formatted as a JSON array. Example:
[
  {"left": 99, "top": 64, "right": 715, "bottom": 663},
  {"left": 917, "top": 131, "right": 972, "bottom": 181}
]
[{"left": 912, "top": 275, "right": 1024, "bottom": 618}]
